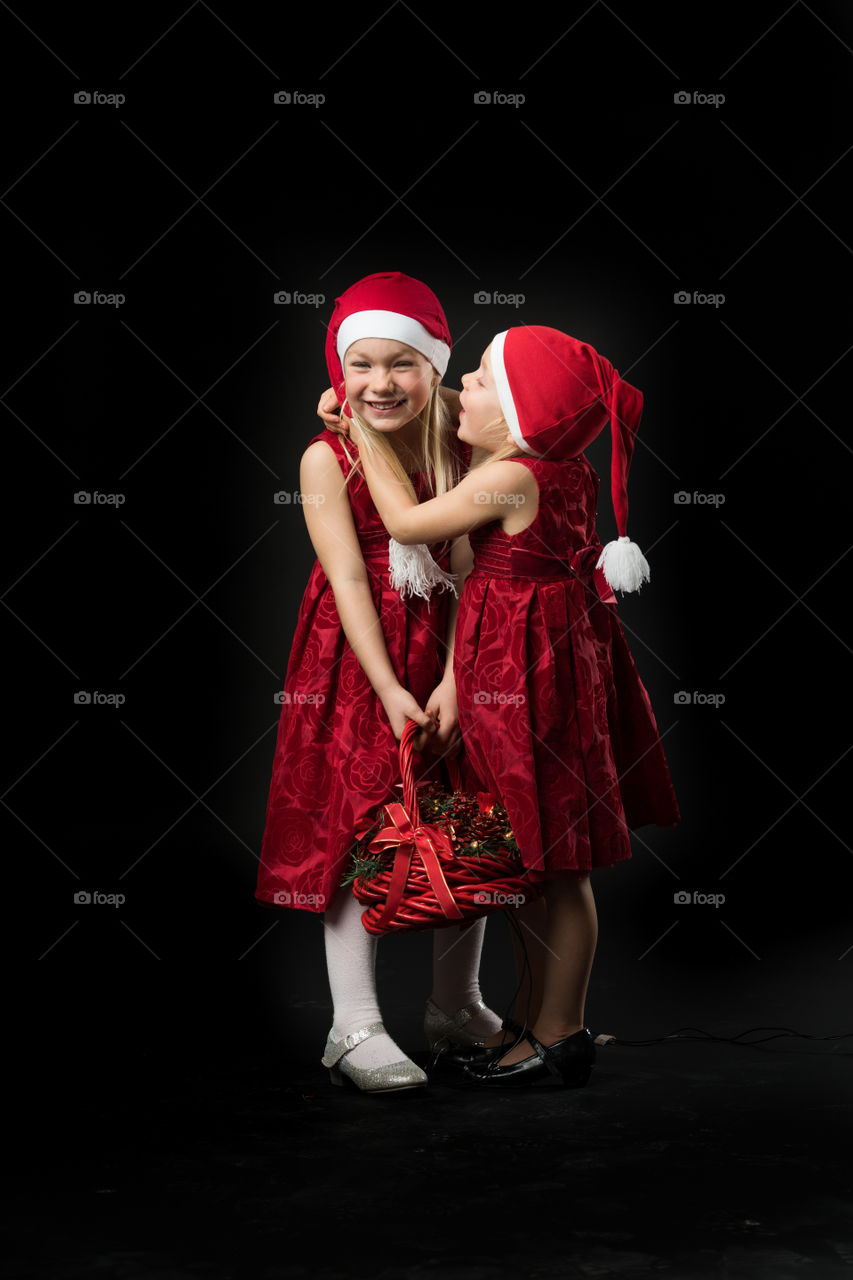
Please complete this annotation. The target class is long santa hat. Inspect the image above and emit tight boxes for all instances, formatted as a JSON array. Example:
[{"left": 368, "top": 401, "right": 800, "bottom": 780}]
[{"left": 490, "top": 326, "right": 650, "bottom": 594}]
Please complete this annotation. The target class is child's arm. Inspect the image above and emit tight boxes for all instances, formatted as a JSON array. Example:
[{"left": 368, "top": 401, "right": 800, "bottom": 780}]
[
  {"left": 443, "top": 534, "right": 474, "bottom": 672},
  {"left": 299, "top": 441, "right": 437, "bottom": 748},
  {"left": 423, "top": 534, "right": 474, "bottom": 757},
  {"left": 354, "top": 433, "right": 534, "bottom": 544}
]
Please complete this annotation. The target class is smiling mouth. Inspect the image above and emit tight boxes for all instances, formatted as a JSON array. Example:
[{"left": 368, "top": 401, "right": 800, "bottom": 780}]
[{"left": 365, "top": 398, "right": 406, "bottom": 411}]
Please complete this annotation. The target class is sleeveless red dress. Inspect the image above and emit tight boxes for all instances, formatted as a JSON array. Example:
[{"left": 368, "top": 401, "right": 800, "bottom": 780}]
[
  {"left": 454, "top": 454, "right": 681, "bottom": 881},
  {"left": 256, "top": 428, "right": 470, "bottom": 913}
]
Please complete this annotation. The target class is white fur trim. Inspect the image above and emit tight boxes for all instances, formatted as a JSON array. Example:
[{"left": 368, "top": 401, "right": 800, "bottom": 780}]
[
  {"left": 388, "top": 539, "right": 458, "bottom": 601},
  {"left": 490, "top": 329, "right": 538, "bottom": 456},
  {"left": 337, "top": 310, "right": 450, "bottom": 377}
]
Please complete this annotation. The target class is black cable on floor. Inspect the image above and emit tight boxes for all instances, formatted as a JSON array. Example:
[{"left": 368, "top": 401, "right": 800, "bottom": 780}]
[{"left": 607, "top": 1026, "right": 853, "bottom": 1047}]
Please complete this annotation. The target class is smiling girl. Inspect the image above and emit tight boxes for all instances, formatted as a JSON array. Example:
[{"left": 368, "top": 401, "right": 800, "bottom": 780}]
[{"left": 256, "top": 273, "right": 506, "bottom": 1092}]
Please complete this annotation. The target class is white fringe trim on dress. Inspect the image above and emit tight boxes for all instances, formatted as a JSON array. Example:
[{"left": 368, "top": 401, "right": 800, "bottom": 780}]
[{"left": 388, "top": 538, "right": 459, "bottom": 601}]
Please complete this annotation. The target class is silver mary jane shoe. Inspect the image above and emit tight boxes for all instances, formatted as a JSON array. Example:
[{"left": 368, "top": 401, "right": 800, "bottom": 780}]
[
  {"left": 423, "top": 997, "right": 492, "bottom": 1052},
  {"left": 320, "top": 1022, "right": 428, "bottom": 1093}
]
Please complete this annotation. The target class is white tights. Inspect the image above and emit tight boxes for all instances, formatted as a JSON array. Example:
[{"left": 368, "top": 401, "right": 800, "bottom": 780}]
[{"left": 323, "top": 884, "right": 503, "bottom": 1068}]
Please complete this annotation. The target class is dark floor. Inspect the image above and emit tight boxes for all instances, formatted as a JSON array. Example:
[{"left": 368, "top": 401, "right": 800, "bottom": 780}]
[{"left": 8, "top": 959, "right": 853, "bottom": 1280}]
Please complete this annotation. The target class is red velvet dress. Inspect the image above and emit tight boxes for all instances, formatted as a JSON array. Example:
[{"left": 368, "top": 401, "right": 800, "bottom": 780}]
[
  {"left": 454, "top": 454, "right": 681, "bottom": 881},
  {"left": 256, "top": 428, "right": 470, "bottom": 914}
]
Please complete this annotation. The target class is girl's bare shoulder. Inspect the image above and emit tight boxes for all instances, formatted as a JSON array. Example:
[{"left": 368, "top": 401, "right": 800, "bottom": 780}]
[
  {"left": 471, "top": 457, "right": 539, "bottom": 494},
  {"left": 301, "top": 431, "right": 359, "bottom": 476}
]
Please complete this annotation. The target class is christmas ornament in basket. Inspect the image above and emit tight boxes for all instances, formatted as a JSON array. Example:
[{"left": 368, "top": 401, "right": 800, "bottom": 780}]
[{"left": 342, "top": 719, "right": 541, "bottom": 935}]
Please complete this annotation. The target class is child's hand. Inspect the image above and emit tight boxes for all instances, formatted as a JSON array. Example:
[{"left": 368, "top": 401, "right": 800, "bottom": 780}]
[
  {"left": 378, "top": 683, "right": 437, "bottom": 752},
  {"left": 423, "top": 673, "right": 462, "bottom": 759},
  {"left": 317, "top": 387, "right": 348, "bottom": 434}
]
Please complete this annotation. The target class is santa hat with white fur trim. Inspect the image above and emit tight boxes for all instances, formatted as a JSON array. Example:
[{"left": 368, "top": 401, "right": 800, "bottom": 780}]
[
  {"left": 490, "top": 326, "right": 651, "bottom": 594},
  {"left": 325, "top": 271, "right": 452, "bottom": 420}
]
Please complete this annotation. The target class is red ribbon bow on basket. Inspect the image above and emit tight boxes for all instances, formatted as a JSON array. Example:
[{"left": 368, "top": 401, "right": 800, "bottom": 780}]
[
  {"left": 348, "top": 719, "right": 540, "bottom": 934},
  {"left": 358, "top": 800, "right": 464, "bottom": 928}
]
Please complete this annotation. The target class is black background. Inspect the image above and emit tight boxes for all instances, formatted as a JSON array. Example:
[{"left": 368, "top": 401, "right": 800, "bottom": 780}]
[{"left": 4, "top": 0, "right": 852, "bottom": 1237}]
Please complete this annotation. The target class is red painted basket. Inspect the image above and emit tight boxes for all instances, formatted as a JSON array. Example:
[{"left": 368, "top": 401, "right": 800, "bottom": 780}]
[{"left": 344, "top": 719, "right": 541, "bottom": 935}]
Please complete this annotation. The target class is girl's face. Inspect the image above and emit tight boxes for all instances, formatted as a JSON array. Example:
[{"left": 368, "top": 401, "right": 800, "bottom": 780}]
[
  {"left": 343, "top": 338, "right": 438, "bottom": 432},
  {"left": 458, "top": 344, "right": 512, "bottom": 450}
]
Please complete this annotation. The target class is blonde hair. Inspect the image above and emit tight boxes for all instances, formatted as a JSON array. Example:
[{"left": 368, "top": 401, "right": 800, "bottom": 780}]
[
  {"left": 467, "top": 415, "right": 525, "bottom": 470},
  {"left": 338, "top": 383, "right": 464, "bottom": 497}
]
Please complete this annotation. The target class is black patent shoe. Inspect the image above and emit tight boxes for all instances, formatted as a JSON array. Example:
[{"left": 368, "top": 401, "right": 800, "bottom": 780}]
[
  {"left": 433, "top": 1018, "right": 525, "bottom": 1071},
  {"left": 461, "top": 1026, "right": 595, "bottom": 1088}
]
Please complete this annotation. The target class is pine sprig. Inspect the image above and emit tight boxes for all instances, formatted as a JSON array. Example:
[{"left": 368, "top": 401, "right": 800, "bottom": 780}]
[{"left": 342, "top": 781, "right": 520, "bottom": 887}]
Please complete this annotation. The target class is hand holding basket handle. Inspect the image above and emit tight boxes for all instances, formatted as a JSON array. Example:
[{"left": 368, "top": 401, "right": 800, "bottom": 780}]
[
  {"left": 399, "top": 717, "right": 463, "bottom": 824},
  {"left": 349, "top": 719, "right": 541, "bottom": 935}
]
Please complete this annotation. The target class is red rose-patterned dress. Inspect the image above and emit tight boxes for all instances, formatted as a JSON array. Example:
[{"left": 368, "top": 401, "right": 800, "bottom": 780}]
[
  {"left": 453, "top": 452, "right": 681, "bottom": 882},
  {"left": 256, "top": 427, "right": 470, "bottom": 914}
]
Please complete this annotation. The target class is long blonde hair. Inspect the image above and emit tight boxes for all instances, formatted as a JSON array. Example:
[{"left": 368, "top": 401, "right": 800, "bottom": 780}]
[
  {"left": 339, "top": 384, "right": 465, "bottom": 497},
  {"left": 466, "top": 414, "right": 525, "bottom": 471}
]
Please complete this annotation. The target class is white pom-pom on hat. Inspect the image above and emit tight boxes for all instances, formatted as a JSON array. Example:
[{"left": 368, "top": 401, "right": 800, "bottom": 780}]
[{"left": 596, "top": 535, "right": 650, "bottom": 594}]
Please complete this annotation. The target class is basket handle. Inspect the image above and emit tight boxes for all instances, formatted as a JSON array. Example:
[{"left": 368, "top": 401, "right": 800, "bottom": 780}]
[
  {"left": 399, "top": 719, "right": 422, "bottom": 824},
  {"left": 400, "top": 719, "right": 464, "bottom": 825}
]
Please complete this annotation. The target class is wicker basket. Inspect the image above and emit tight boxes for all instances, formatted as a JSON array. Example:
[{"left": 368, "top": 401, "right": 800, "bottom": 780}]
[{"left": 345, "top": 719, "right": 541, "bottom": 935}]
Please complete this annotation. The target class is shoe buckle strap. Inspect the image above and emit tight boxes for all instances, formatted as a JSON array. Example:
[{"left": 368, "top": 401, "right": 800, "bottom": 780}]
[
  {"left": 321, "top": 1021, "right": 386, "bottom": 1067},
  {"left": 450, "top": 997, "right": 487, "bottom": 1030}
]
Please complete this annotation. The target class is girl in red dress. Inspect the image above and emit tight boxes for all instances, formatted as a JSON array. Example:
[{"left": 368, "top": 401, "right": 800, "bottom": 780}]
[
  {"left": 256, "top": 273, "right": 506, "bottom": 1092},
  {"left": 352, "top": 325, "right": 682, "bottom": 1089}
]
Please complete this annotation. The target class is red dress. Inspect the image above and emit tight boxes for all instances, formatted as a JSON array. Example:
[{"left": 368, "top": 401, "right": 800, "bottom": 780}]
[
  {"left": 454, "top": 454, "right": 681, "bottom": 881},
  {"left": 256, "top": 428, "right": 470, "bottom": 913}
]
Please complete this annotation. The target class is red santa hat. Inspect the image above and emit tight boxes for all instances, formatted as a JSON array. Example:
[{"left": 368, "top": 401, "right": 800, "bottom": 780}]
[
  {"left": 325, "top": 272, "right": 452, "bottom": 420},
  {"left": 490, "top": 325, "right": 651, "bottom": 594}
]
